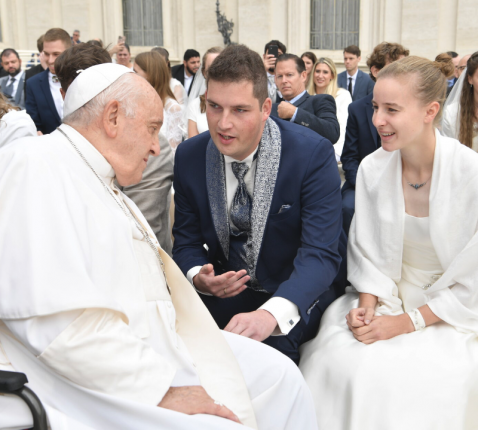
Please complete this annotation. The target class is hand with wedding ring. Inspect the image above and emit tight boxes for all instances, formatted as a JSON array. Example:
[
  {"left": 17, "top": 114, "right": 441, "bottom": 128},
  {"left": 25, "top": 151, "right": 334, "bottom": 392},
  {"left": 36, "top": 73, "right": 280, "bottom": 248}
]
[
  {"left": 158, "top": 386, "right": 241, "bottom": 423},
  {"left": 193, "top": 264, "right": 249, "bottom": 298}
]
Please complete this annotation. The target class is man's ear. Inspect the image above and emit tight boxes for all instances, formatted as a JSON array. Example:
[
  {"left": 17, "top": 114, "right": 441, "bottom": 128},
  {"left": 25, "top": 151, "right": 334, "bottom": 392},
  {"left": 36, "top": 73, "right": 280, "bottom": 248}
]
[
  {"left": 262, "top": 97, "right": 272, "bottom": 120},
  {"left": 371, "top": 65, "right": 380, "bottom": 79},
  {"left": 60, "top": 88, "right": 66, "bottom": 100},
  {"left": 102, "top": 100, "right": 121, "bottom": 138}
]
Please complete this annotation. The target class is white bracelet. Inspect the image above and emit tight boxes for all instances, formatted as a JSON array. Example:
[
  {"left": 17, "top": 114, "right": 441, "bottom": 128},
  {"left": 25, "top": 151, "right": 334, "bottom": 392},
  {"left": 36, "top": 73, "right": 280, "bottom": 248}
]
[{"left": 407, "top": 308, "right": 426, "bottom": 331}]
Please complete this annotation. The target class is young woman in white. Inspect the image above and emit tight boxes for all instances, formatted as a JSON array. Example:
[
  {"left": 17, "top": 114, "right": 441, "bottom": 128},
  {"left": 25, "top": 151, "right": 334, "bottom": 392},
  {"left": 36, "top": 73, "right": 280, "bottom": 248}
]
[
  {"left": 134, "top": 51, "right": 185, "bottom": 151},
  {"left": 300, "top": 56, "right": 478, "bottom": 430},
  {"left": 308, "top": 58, "right": 352, "bottom": 161}
]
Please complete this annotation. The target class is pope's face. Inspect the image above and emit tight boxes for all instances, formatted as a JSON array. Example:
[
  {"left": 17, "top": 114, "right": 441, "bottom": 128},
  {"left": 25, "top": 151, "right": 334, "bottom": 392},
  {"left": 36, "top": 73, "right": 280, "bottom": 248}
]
[
  {"left": 112, "top": 80, "right": 162, "bottom": 186},
  {"left": 206, "top": 79, "right": 271, "bottom": 161}
]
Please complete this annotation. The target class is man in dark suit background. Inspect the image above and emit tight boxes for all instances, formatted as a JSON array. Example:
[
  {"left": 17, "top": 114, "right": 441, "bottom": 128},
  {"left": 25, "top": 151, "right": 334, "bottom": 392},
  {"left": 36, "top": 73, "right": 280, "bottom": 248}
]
[
  {"left": 271, "top": 54, "right": 339, "bottom": 144},
  {"left": 341, "top": 42, "right": 409, "bottom": 235},
  {"left": 337, "top": 45, "right": 375, "bottom": 102},
  {"left": 172, "top": 45, "right": 346, "bottom": 364},
  {"left": 171, "top": 49, "right": 200, "bottom": 96},
  {"left": 26, "top": 28, "right": 71, "bottom": 135},
  {"left": 0, "top": 49, "right": 25, "bottom": 109}
]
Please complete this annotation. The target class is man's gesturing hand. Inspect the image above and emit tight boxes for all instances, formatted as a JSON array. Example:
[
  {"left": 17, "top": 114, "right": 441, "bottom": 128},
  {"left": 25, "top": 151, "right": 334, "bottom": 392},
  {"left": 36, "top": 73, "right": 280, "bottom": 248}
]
[
  {"left": 224, "top": 310, "right": 277, "bottom": 342},
  {"left": 158, "top": 386, "right": 241, "bottom": 424},
  {"left": 193, "top": 264, "right": 249, "bottom": 298}
]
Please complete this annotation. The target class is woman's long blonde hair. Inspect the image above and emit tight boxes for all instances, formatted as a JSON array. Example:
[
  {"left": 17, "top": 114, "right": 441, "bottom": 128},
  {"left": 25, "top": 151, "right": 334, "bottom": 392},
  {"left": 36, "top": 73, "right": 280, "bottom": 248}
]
[
  {"left": 458, "top": 52, "right": 478, "bottom": 148},
  {"left": 134, "top": 51, "right": 176, "bottom": 103},
  {"left": 307, "top": 57, "right": 339, "bottom": 98}
]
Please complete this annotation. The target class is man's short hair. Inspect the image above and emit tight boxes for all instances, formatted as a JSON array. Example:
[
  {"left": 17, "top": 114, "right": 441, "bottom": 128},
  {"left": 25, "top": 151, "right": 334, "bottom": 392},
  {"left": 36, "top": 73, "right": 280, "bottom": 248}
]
[
  {"left": 184, "top": 49, "right": 200, "bottom": 62},
  {"left": 446, "top": 51, "right": 459, "bottom": 58},
  {"left": 43, "top": 28, "right": 73, "bottom": 49},
  {"left": 276, "top": 54, "right": 306, "bottom": 74},
  {"left": 152, "top": 46, "right": 169, "bottom": 61},
  {"left": 37, "top": 35, "right": 44, "bottom": 53},
  {"left": 264, "top": 40, "right": 287, "bottom": 55},
  {"left": 207, "top": 44, "right": 268, "bottom": 107},
  {"left": 366, "top": 42, "right": 410, "bottom": 81},
  {"left": 0, "top": 49, "right": 20, "bottom": 61},
  {"left": 87, "top": 39, "right": 104, "bottom": 48},
  {"left": 55, "top": 43, "right": 112, "bottom": 92},
  {"left": 73, "top": 29, "right": 80, "bottom": 34},
  {"left": 343, "top": 45, "right": 361, "bottom": 57}
]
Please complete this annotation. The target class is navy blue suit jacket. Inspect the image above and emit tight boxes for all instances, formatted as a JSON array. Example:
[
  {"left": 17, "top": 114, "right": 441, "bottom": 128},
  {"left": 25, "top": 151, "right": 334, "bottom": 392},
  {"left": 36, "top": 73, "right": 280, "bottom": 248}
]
[
  {"left": 271, "top": 92, "right": 339, "bottom": 144},
  {"left": 338, "top": 69, "right": 375, "bottom": 102},
  {"left": 26, "top": 69, "right": 61, "bottom": 135},
  {"left": 341, "top": 93, "right": 380, "bottom": 190},
  {"left": 172, "top": 117, "right": 346, "bottom": 323}
]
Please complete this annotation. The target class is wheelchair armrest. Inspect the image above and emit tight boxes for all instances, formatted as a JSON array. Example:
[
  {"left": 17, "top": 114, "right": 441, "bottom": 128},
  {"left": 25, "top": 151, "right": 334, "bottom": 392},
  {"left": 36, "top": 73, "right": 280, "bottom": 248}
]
[
  {"left": 0, "top": 370, "right": 48, "bottom": 430},
  {"left": 0, "top": 370, "right": 28, "bottom": 393}
]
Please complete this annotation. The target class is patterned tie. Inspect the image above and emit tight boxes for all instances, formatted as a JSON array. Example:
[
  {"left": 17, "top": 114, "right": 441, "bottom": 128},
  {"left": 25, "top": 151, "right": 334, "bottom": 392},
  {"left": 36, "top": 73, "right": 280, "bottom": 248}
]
[
  {"left": 348, "top": 77, "right": 353, "bottom": 96},
  {"left": 3, "top": 77, "right": 15, "bottom": 99},
  {"left": 230, "top": 162, "right": 252, "bottom": 233},
  {"left": 268, "top": 74, "right": 277, "bottom": 102}
]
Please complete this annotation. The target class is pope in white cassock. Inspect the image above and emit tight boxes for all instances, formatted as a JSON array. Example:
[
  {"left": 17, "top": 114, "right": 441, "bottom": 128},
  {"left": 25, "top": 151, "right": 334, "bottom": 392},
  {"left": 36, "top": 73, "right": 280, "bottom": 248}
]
[{"left": 0, "top": 64, "right": 317, "bottom": 430}]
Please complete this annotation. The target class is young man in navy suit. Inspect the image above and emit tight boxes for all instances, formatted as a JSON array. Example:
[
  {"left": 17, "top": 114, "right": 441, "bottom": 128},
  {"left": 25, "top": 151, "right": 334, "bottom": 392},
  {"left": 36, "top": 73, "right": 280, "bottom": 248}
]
[
  {"left": 172, "top": 45, "right": 347, "bottom": 364},
  {"left": 26, "top": 28, "right": 72, "bottom": 135},
  {"left": 341, "top": 42, "right": 409, "bottom": 235},
  {"left": 337, "top": 45, "right": 375, "bottom": 102},
  {"left": 271, "top": 54, "right": 339, "bottom": 144}
]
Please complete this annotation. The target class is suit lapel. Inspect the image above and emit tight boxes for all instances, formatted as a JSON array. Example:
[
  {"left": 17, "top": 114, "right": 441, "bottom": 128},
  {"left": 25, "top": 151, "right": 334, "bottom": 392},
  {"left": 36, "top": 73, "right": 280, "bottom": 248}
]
[
  {"left": 365, "top": 95, "right": 378, "bottom": 147},
  {"left": 39, "top": 71, "right": 61, "bottom": 123},
  {"left": 354, "top": 71, "right": 362, "bottom": 96},
  {"left": 206, "top": 139, "right": 230, "bottom": 259},
  {"left": 15, "top": 74, "right": 25, "bottom": 106},
  {"left": 292, "top": 92, "right": 309, "bottom": 107},
  {"left": 245, "top": 118, "right": 281, "bottom": 282}
]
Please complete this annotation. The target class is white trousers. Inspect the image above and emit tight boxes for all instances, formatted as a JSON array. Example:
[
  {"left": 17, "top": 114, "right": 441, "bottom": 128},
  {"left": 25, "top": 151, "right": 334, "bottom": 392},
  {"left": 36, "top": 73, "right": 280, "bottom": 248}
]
[{"left": 0, "top": 330, "right": 317, "bottom": 430}]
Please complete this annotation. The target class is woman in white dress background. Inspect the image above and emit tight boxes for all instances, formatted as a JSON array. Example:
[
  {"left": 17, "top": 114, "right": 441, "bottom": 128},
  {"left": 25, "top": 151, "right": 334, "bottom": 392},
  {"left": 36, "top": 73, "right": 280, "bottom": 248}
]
[
  {"left": 134, "top": 51, "right": 185, "bottom": 151},
  {"left": 0, "top": 94, "right": 36, "bottom": 149},
  {"left": 442, "top": 51, "right": 478, "bottom": 151},
  {"left": 187, "top": 47, "right": 223, "bottom": 139},
  {"left": 300, "top": 55, "right": 478, "bottom": 430},
  {"left": 308, "top": 57, "right": 352, "bottom": 162}
]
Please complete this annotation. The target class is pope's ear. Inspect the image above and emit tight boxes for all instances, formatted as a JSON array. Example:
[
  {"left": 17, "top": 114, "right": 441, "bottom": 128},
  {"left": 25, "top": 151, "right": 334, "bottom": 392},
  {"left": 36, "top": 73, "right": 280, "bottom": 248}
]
[{"left": 103, "top": 100, "right": 120, "bottom": 138}]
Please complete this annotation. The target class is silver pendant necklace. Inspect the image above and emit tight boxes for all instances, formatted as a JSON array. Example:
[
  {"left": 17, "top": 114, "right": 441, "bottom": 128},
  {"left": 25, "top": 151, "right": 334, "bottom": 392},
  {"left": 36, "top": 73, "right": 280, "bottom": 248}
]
[
  {"left": 406, "top": 177, "right": 430, "bottom": 190},
  {"left": 57, "top": 127, "right": 168, "bottom": 284}
]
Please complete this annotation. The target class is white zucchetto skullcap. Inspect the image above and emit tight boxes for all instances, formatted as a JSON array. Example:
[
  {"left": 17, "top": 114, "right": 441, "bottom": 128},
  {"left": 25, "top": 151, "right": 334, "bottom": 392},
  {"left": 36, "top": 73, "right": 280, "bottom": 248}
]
[{"left": 63, "top": 63, "right": 134, "bottom": 117}]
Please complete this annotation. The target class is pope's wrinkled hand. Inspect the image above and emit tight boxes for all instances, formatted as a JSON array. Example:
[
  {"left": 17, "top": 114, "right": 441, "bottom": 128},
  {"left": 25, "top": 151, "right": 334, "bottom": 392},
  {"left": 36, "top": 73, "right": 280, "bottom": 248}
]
[
  {"left": 158, "top": 386, "right": 241, "bottom": 424},
  {"left": 277, "top": 102, "right": 297, "bottom": 120},
  {"left": 224, "top": 310, "right": 277, "bottom": 342},
  {"left": 346, "top": 307, "right": 375, "bottom": 329},
  {"left": 193, "top": 264, "right": 249, "bottom": 298}
]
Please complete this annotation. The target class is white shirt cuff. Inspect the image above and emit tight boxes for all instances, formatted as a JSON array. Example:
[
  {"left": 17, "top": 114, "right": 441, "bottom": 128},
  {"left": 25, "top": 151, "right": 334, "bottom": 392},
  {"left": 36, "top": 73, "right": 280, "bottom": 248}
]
[
  {"left": 259, "top": 297, "right": 301, "bottom": 336},
  {"left": 187, "top": 265, "right": 213, "bottom": 296}
]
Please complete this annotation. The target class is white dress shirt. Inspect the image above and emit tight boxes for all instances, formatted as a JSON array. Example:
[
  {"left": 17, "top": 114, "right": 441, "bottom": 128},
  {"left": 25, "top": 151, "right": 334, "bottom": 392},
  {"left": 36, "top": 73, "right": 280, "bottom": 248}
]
[
  {"left": 49, "top": 71, "right": 64, "bottom": 118},
  {"left": 4, "top": 70, "right": 24, "bottom": 98},
  {"left": 346, "top": 69, "right": 358, "bottom": 95},
  {"left": 187, "top": 147, "right": 301, "bottom": 335},
  {"left": 184, "top": 70, "right": 194, "bottom": 95}
]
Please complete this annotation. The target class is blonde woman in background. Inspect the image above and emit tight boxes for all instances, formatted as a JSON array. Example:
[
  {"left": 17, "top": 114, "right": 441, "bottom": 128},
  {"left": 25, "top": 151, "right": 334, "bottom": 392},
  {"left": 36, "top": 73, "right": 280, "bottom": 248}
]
[
  {"left": 187, "top": 46, "right": 223, "bottom": 138},
  {"left": 308, "top": 57, "right": 352, "bottom": 161},
  {"left": 134, "top": 51, "right": 185, "bottom": 151}
]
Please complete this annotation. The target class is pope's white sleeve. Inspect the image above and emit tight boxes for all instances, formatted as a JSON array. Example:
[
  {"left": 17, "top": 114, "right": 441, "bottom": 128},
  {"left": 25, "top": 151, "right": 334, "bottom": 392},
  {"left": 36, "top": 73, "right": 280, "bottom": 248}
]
[
  {"left": 259, "top": 297, "right": 301, "bottom": 336},
  {"left": 5, "top": 309, "right": 176, "bottom": 406}
]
